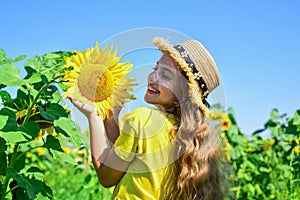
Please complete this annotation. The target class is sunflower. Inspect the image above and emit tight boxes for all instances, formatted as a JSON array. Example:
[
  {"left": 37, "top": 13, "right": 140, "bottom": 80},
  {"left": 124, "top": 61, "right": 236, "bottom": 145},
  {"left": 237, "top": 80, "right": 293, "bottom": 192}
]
[
  {"left": 62, "top": 42, "right": 136, "bottom": 119},
  {"left": 209, "top": 111, "right": 231, "bottom": 131}
]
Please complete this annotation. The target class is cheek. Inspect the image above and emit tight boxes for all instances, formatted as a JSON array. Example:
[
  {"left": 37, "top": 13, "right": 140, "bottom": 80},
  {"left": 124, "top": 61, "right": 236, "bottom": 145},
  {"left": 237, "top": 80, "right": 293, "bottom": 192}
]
[
  {"left": 169, "top": 78, "right": 187, "bottom": 100},
  {"left": 159, "top": 83, "right": 178, "bottom": 99}
]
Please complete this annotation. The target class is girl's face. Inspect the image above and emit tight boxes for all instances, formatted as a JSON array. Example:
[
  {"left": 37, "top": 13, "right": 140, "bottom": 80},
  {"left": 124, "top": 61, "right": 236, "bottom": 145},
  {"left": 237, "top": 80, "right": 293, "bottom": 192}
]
[{"left": 144, "top": 53, "right": 187, "bottom": 109}]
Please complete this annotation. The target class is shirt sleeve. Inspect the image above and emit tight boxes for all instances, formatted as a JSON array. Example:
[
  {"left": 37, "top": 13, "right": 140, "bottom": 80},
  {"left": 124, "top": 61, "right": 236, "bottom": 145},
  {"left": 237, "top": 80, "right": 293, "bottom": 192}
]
[{"left": 114, "top": 114, "right": 139, "bottom": 162}]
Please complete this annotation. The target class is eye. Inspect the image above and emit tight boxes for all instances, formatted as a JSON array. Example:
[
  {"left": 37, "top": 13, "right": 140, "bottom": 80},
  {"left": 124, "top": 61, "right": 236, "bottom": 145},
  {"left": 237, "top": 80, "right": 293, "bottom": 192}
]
[{"left": 160, "top": 70, "right": 172, "bottom": 80}]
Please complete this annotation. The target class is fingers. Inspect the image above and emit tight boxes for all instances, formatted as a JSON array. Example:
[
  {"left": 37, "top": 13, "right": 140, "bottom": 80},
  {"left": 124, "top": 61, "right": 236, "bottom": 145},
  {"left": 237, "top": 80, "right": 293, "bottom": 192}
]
[
  {"left": 67, "top": 96, "right": 73, "bottom": 102},
  {"left": 67, "top": 96, "right": 96, "bottom": 117},
  {"left": 67, "top": 96, "right": 87, "bottom": 111}
]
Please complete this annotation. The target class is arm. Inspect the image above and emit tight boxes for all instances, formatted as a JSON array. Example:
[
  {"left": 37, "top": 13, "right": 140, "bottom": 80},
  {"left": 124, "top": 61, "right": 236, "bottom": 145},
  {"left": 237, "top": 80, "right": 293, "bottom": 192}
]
[
  {"left": 103, "top": 108, "right": 121, "bottom": 144},
  {"left": 68, "top": 97, "right": 130, "bottom": 187}
]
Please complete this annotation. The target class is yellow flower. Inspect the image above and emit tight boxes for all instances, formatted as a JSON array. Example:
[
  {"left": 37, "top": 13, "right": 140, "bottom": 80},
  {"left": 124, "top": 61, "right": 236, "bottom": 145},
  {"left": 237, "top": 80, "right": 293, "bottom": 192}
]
[
  {"left": 263, "top": 139, "right": 275, "bottom": 151},
  {"left": 294, "top": 146, "right": 299, "bottom": 154},
  {"left": 225, "top": 153, "right": 231, "bottom": 162},
  {"left": 0, "top": 131, "right": 2, "bottom": 137},
  {"left": 229, "top": 174, "right": 235, "bottom": 180},
  {"left": 62, "top": 42, "right": 136, "bottom": 119},
  {"left": 36, "top": 147, "right": 45, "bottom": 156},
  {"left": 26, "top": 152, "right": 32, "bottom": 158},
  {"left": 52, "top": 132, "right": 58, "bottom": 137},
  {"left": 209, "top": 111, "right": 231, "bottom": 131},
  {"left": 295, "top": 138, "right": 299, "bottom": 145},
  {"left": 245, "top": 147, "right": 255, "bottom": 152},
  {"left": 34, "top": 130, "right": 43, "bottom": 142},
  {"left": 16, "top": 109, "right": 27, "bottom": 121},
  {"left": 62, "top": 147, "right": 71, "bottom": 155}
]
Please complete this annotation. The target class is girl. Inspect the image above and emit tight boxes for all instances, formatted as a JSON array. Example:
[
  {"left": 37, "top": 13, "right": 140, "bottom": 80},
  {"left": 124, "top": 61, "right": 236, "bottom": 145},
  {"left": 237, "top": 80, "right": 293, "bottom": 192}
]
[{"left": 69, "top": 37, "right": 229, "bottom": 200}]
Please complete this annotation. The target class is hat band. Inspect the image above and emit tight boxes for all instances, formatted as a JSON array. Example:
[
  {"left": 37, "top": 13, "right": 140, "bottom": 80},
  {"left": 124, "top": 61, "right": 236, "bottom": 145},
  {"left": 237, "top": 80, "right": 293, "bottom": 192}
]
[{"left": 174, "top": 44, "right": 210, "bottom": 107}]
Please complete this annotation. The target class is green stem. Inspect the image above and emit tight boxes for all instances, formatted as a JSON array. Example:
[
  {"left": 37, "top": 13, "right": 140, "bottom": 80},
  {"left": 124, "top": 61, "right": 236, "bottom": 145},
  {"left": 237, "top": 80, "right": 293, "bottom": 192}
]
[
  {"left": 289, "top": 150, "right": 295, "bottom": 200},
  {"left": 1, "top": 143, "right": 19, "bottom": 200},
  {"left": 35, "top": 120, "right": 53, "bottom": 124},
  {"left": 15, "top": 146, "right": 42, "bottom": 161},
  {"left": 3, "top": 185, "right": 19, "bottom": 199},
  {"left": 29, "top": 111, "right": 40, "bottom": 118},
  {"left": 53, "top": 73, "right": 65, "bottom": 80},
  {"left": 22, "top": 72, "right": 64, "bottom": 126},
  {"left": 40, "top": 64, "right": 61, "bottom": 74},
  {"left": 22, "top": 82, "right": 53, "bottom": 126}
]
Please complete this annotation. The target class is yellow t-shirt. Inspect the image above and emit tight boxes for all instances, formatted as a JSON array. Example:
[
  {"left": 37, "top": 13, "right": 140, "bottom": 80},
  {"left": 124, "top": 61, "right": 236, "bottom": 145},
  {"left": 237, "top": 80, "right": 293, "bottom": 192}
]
[{"left": 112, "top": 107, "right": 176, "bottom": 200}]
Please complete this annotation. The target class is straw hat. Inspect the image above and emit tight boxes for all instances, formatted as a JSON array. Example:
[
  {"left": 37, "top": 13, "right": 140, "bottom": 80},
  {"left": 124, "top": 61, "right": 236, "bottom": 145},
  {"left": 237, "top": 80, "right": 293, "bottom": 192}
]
[{"left": 152, "top": 37, "right": 220, "bottom": 118}]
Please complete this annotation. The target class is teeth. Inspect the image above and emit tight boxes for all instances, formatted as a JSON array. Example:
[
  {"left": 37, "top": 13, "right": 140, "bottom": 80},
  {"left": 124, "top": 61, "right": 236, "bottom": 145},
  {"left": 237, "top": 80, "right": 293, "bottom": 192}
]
[{"left": 148, "top": 86, "right": 159, "bottom": 93}]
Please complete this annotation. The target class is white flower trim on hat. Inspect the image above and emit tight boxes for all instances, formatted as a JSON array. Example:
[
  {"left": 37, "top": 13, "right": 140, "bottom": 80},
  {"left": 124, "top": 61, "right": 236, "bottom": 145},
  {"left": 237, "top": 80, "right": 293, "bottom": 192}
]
[{"left": 153, "top": 37, "right": 209, "bottom": 118}]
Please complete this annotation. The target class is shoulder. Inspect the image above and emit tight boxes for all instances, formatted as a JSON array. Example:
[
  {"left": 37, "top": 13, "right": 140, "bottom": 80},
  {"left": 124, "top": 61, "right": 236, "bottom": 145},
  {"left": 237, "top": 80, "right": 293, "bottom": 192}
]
[
  {"left": 120, "top": 106, "right": 169, "bottom": 127},
  {"left": 121, "top": 106, "right": 160, "bottom": 120}
]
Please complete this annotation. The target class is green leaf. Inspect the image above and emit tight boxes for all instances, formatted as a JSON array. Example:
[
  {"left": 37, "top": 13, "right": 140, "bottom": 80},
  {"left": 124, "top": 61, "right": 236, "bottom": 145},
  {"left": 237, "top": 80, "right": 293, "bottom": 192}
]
[
  {"left": 38, "top": 104, "right": 68, "bottom": 122},
  {"left": 278, "top": 140, "right": 291, "bottom": 152},
  {"left": 57, "top": 82, "right": 69, "bottom": 91},
  {"left": 228, "top": 107, "right": 238, "bottom": 125},
  {"left": 0, "top": 145, "right": 7, "bottom": 183},
  {"left": 0, "top": 115, "right": 9, "bottom": 129},
  {"left": 0, "top": 137, "right": 6, "bottom": 152},
  {"left": 228, "top": 124, "right": 239, "bottom": 136},
  {"left": 24, "top": 56, "right": 44, "bottom": 72},
  {"left": 264, "top": 119, "right": 278, "bottom": 129},
  {"left": 35, "top": 193, "right": 51, "bottom": 200},
  {"left": 293, "top": 110, "right": 300, "bottom": 126},
  {"left": 43, "top": 135, "right": 63, "bottom": 152},
  {"left": 0, "top": 151, "right": 7, "bottom": 175},
  {"left": 25, "top": 73, "right": 42, "bottom": 84},
  {"left": 18, "top": 121, "right": 40, "bottom": 140},
  {"left": 0, "top": 90, "right": 11, "bottom": 103},
  {"left": 259, "top": 166, "right": 272, "bottom": 173},
  {"left": 271, "top": 108, "right": 280, "bottom": 119},
  {"left": 51, "top": 150, "right": 77, "bottom": 165},
  {"left": 13, "top": 55, "right": 26, "bottom": 63},
  {"left": 0, "top": 108, "right": 17, "bottom": 131},
  {"left": 1, "top": 131, "right": 29, "bottom": 144},
  {"left": 47, "top": 103, "right": 68, "bottom": 118},
  {"left": 50, "top": 90, "right": 62, "bottom": 103},
  {"left": 27, "top": 166, "right": 43, "bottom": 173},
  {"left": 252, "top": 128, "right": 266, "bottom": 135},
  {"left": 0, "top": 83, "right": 6, "bottom": 89},
  {"left": 0, "top": 63, "right": 24, "bottom": 86},
  {"left": 54, "top": 117, "right": 82, "bottom": 146},
  {"left": 25, "top": 167, "right": 44, "bottom": 181},
  {"left": 229, "top": 145, "right": 244, "bottom": 160},
  {"left": 6, "top": 168, "right": 53, "bottom": 199},
  {"left": 12, "top": 151, "right": 26, "bottom": 172},
  {"left": 44, "top": 53, "right": 61, "bottom": 59},
  {"left": 0, "top": 48, "right": 6, "bottom": 64},
  {"left": 84, "top": 174, "right": 92, "bottom": 184}
]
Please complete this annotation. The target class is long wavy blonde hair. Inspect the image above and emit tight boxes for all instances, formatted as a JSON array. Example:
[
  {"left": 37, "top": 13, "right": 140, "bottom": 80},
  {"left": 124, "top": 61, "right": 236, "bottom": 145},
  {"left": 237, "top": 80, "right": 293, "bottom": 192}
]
[{"left": 159, "top": 76, "right": 231, "bottom": 200}]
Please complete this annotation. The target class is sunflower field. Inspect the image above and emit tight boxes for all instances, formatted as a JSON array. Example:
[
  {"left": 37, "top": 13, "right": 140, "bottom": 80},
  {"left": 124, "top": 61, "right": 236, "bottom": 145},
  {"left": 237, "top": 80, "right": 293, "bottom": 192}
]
[{"left": 0, "top": 48, "right": 299, "bottom": 200}]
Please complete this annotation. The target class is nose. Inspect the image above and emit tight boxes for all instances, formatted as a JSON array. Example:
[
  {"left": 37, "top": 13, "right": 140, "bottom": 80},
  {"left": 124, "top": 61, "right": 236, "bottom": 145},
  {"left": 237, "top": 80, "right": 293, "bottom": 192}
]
[{"left": 148, "top": 70, "right": 158, "bottom": 83}]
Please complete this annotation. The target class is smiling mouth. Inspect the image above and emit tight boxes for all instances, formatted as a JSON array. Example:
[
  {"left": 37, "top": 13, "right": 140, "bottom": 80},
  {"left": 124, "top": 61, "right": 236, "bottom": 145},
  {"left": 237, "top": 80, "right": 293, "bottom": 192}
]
[{"left": 148, "top": 85, "right": 160, "bottom": 93}]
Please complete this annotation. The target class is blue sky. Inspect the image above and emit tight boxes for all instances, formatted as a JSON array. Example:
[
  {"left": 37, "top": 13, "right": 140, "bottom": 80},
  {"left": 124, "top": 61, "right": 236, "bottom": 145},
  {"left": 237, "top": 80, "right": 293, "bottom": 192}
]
[{"left": 1, "top": 0, "right": 299, "bottom": 135}]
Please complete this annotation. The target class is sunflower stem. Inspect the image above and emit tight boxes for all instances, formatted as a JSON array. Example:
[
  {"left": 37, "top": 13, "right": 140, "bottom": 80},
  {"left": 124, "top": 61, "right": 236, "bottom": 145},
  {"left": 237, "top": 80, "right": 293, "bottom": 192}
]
[
  {"left": 15, "top": 146, "right": 42, "bottom": 161},
  {"left": 1, "top": 143, "right": 19, "bottom": 200},
  {"left": 22, "top": 81, "right": 54, "bottom": 126}
]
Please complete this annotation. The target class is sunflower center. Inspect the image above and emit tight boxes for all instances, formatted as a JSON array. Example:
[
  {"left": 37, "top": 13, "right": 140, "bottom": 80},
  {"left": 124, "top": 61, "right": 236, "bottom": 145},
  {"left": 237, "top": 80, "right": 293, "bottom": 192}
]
[{"left": 77, "top": 64, "right": 115, "bottom": 102}]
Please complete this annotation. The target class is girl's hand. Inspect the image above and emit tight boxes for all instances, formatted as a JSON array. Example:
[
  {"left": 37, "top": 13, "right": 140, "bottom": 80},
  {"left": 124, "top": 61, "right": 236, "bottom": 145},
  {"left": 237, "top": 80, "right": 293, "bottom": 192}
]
[{"left": 67, "top": 96, "right": 96, "bottom": 118}]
